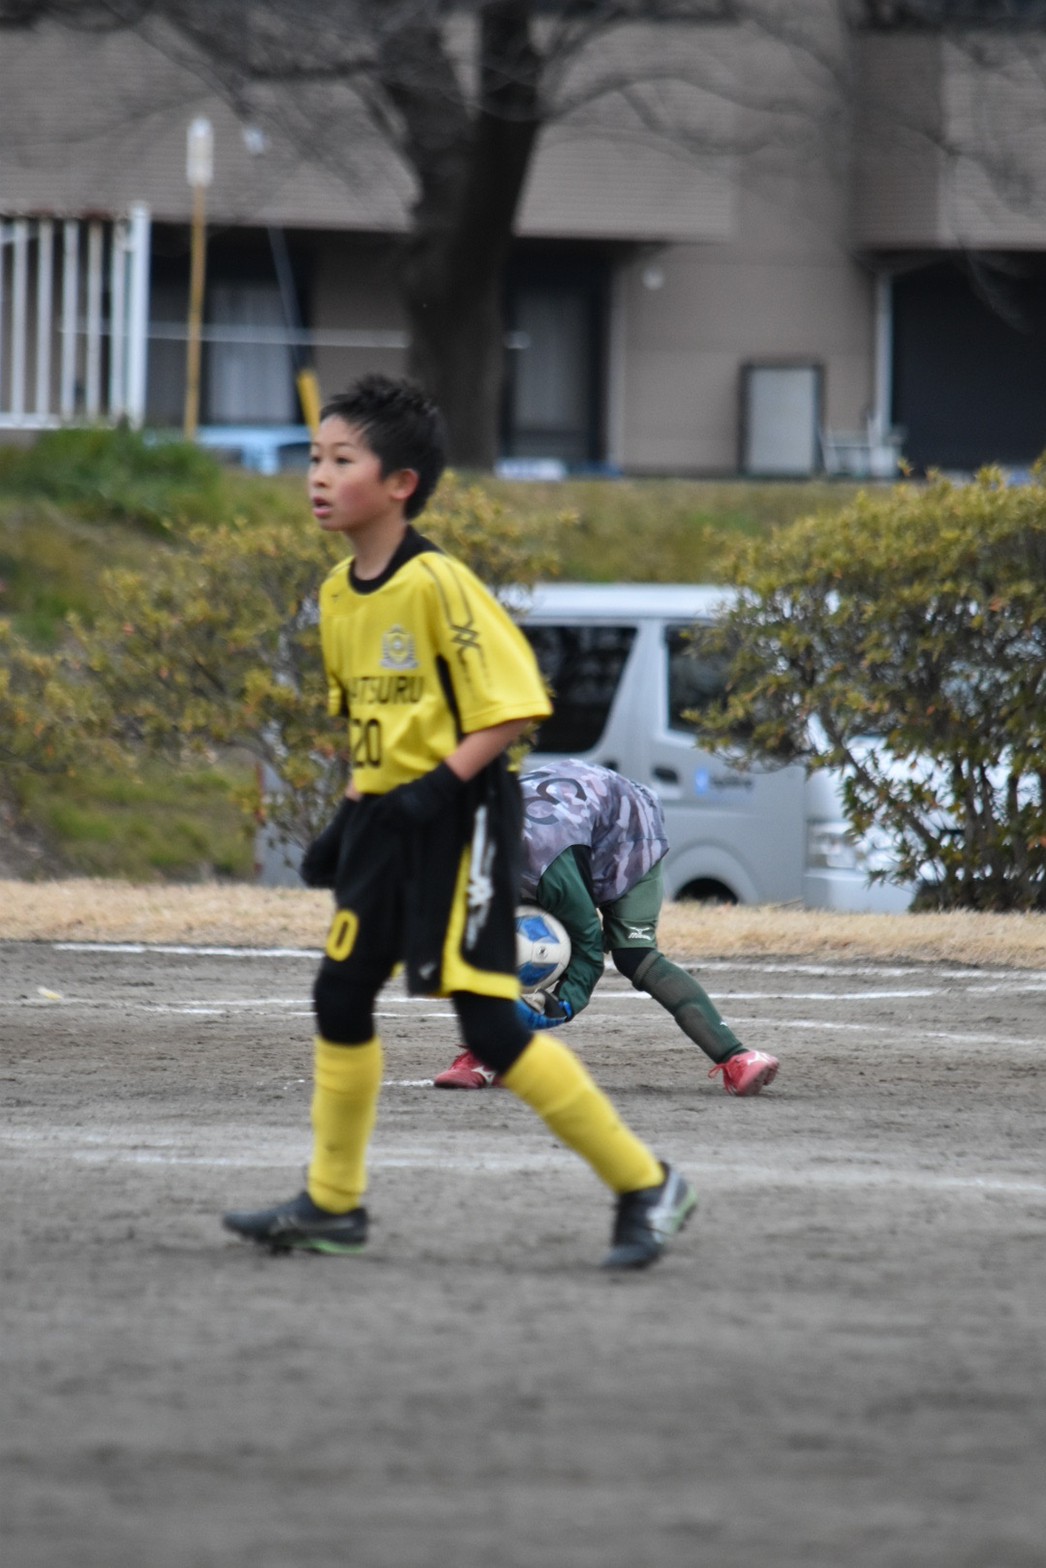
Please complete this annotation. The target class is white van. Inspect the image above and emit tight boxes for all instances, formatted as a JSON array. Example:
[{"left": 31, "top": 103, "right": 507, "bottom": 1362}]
[
  {"left": 516, "top": 583, "right": 912, "bottom": 912},
  {"left": 255, "top": 580, "right": 913, "bottom": 909}
]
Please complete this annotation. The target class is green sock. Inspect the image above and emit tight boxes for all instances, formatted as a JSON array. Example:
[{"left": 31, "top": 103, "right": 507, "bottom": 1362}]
[{"left": 632, "top": 951, "right": 743, "bottom": 1064}]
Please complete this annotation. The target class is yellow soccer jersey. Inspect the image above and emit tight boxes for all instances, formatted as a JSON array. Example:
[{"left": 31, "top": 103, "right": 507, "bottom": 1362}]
[{"left": 319, "top": 530, "right": 551, "bottom": 792}]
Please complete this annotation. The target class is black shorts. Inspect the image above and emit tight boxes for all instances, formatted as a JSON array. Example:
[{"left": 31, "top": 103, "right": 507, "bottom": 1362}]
[{"left": 324, "top": 759, "right": 523, "bottom": 1000}]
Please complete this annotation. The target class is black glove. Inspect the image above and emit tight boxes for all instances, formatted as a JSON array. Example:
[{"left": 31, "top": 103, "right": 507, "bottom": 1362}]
[
  {"left": 299, "top": 797, "right": 356, "bottom": 889},
  {"left": 380, "top": 761, "right": 462, "bottom": 828}
]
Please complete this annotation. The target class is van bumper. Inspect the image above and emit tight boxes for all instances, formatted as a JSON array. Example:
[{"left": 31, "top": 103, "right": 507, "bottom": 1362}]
[{"left": 802, "top": 870, "right": 914, "bottom": 914}]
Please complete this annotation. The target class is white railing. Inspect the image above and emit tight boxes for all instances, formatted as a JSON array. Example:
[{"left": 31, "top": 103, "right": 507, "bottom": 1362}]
[{"left": 0, "top": 204, "right": 150, "bottom": 430}]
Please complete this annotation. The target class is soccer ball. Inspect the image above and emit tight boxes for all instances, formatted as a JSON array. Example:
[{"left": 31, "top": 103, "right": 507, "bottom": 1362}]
[{"left": 515, "top": 905, "right": 571, "bottom": 991}]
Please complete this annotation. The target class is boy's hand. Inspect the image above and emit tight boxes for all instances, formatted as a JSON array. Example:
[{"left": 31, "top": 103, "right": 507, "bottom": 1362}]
[
  {"left": 516, "top": 995, "right": 574, "bottom": 1032},
  {"left": 300, "top": 797, "right": 356, "bottom": 889},
  {"left": 380, "top": 761, "right": 461, "bottom": 827}
]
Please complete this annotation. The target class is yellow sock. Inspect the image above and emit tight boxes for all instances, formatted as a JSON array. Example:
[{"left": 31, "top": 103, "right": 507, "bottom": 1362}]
[
  {"left": 307, "top": 1035, "right": 383, "bottom": 1213},
  {"left": 501, "top": 1035, "right": 662, "bottom": 1195}
]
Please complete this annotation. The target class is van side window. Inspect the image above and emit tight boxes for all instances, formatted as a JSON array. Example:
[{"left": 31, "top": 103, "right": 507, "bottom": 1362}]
[
  {"left": 666, "top": 623, "right": 727, "bottom": 733},
  {"left": 523, "top": 623, "right": 637, "bottom": 752}
]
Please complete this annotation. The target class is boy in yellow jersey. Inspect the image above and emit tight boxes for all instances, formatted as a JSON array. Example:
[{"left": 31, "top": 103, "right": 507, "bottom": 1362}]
[{"left": 222, "top": 374, "right": 696, "bottom": 1269}]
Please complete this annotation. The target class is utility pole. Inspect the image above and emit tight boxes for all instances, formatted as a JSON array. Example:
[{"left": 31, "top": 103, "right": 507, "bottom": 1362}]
[{"left": 183, "top": 117, "right": 213, "bottom": 440}]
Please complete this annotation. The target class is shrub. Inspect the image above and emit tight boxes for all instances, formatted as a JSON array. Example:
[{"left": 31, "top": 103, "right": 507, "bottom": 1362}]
[
  {"left": 0, "top": 622, "right": 88, "bottom": 803},
  {"left": 693, "top": 468, "right": 1046, "bottom": 912}
]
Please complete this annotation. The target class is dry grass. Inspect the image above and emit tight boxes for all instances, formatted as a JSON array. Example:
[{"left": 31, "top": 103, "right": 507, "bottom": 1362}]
[
  {"left": 2, "top": 879, "right": 1044, "bottom": 969},
  {"left": 656, "top": 901, "right": 1046, "bottom": 970},
  {"left": 0, "top": 880, "right": 334, "bottom": 950}
]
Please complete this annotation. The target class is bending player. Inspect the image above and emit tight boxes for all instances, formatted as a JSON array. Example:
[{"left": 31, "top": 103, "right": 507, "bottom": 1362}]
[
  {"left": 222, "top": 375, "right": 696, "bottom": 1269},
  {"left": 435, "top": 759, "right": 779, "bottom": 1096}
]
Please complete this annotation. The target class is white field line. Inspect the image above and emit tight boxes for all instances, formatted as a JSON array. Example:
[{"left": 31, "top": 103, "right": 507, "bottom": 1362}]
[
  {"left": 14, "top": 994, "right": 1043, "bottom": 1048},
  {"left": 734, "top": 1017, "right": 1046, "bottom": 1048},
  {"left": 2, "top": 1125, "right": 1045, "bottom": 1196},
  {"left": 47, "top": 941, "right": 1046, "bottom": 983},
  {"left": 20, "top": 996, "right": 457, "bottom": 1020},
  {"left": 19, "top": 981, "right": 1046, "bottom": 1008},
  {"left": 54, "top": 942, "right": 323, "bottom": 959}
]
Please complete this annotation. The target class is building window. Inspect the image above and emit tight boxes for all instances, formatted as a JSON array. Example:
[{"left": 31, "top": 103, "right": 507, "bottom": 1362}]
[{"left": 207, "top": 283, "right": 295, "bottom": 425}]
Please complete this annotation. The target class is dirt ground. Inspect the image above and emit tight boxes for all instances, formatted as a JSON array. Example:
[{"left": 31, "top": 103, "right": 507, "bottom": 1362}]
[{"left": 3, "top": 934, "right": 1046, "bottom": 1568}]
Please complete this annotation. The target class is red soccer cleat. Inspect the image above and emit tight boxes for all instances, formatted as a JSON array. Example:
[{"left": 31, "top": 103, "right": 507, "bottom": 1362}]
[
  {"left": 709, "top": 1049, "right": 780, "bottom": 1097},
  {"left": 433, "top": 1050, "right": 499, "bottom": 1090}
]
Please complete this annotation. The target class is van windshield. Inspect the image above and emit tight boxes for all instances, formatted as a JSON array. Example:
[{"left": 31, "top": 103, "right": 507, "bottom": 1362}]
[{"left": 522, "top": 623, "right": 637, "bottom": 753}]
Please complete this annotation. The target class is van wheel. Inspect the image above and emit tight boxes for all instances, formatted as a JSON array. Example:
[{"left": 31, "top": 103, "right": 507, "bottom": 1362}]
[{"left": 675, "top": 879, "right": 738, "bottom": 906}]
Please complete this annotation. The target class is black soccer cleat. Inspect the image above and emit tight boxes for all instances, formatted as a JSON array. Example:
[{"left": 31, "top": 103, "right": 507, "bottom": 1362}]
[
  {"left": 222, "top": 1191, "right": 368, "bottom": 1255},
  {"left": 602, "top": 1163, "right": 697, "bottom": 1271}
]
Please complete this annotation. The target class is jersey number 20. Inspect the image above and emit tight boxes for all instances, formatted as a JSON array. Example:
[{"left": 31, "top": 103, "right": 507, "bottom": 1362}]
[{"left": 350, "top": 717, "right": 382, "bottom": 768}]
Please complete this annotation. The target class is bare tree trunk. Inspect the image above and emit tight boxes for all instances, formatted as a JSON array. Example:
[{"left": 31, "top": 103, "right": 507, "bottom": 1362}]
[
  {"left": 404, "top": 265, "right": 506, "bottom": 470},
  {"left": 381, "top": 2, "right": 541, "bottom": 468}
]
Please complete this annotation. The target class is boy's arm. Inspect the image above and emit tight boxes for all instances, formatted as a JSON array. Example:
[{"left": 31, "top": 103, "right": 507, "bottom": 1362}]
[
  {"left": 444, "top": 718, "right": 533, "bottom": 781},
  {"left": 358, "top": 717, "right": 535, "bottom": 822}
]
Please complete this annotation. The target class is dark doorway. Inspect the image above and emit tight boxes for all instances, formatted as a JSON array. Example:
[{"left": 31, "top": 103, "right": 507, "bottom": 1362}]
[
  {"left": 892, "top": 255, "right": 1046, "bottom": 472},
  {"left": 501, "top": 245, "right": 610, "bottom": 468}
]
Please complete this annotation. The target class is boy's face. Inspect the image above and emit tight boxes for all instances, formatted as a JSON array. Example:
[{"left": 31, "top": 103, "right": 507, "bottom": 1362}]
[{"left": 308, "top": 415, "right": 417, "bottom": 536}]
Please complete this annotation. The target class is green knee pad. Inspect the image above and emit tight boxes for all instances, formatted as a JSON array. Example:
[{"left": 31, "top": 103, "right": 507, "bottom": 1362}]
[{"left": 631, "top": 950, "right": 742, "bottom": 1064}]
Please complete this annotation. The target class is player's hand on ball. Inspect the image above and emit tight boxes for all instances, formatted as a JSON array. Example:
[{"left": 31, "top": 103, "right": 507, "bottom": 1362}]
[
  {"left": 300, "top": 798, "right": 356, "bottom": 889},
  {"left": 380, "top": 761, "right": 461, "bottom": 827},
  {"left": 516, "top": 994, "right": 573, "bottom": 1032}
]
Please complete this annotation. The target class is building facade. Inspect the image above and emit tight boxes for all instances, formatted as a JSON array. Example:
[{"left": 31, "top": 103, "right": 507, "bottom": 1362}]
[{"left": 2, "top": 5, "right": 1045, "bottom": 476}]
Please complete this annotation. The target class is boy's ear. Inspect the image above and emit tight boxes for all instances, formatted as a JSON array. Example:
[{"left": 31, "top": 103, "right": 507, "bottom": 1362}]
[{"left": 387, "top": 468, "right": 420, "bottom": 505}]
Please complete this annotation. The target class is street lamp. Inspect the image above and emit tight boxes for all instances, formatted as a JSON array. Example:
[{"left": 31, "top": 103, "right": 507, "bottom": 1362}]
[{"left": 184, "top": 116, "right": 213, "bottom": 440}]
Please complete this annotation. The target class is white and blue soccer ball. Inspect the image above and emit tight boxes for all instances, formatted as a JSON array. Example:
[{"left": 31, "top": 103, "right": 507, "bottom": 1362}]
[{"left": 515, "top": 904, "right": 571, "bottom": 991}]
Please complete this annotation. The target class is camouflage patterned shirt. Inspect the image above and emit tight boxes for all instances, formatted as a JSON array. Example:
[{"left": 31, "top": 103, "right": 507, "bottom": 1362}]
[{"left": 520, "top": 760, "right": 668, "bottom": 907}]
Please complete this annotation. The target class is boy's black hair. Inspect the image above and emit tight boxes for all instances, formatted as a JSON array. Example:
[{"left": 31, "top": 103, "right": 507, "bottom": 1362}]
[{"left": 320, "top": 374, "right": 447, "bottom": 520}]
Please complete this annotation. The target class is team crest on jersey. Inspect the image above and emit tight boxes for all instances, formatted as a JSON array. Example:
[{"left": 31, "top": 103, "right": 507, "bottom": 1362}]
[{"left": 379, "top": 626, "right": 419, "bottom": 670}]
